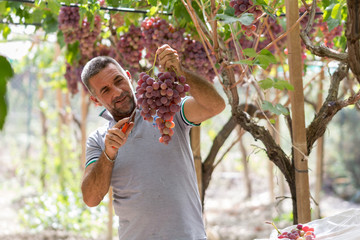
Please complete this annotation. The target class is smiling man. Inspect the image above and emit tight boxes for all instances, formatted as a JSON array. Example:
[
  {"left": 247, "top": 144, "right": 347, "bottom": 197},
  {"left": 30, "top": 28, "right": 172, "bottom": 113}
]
[{"left": 80, "top": 44, "right": 225, "bottom": 240}]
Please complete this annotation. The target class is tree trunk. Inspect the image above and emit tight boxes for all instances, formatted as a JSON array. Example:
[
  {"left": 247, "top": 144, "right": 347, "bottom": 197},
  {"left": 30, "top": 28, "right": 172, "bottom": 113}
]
[{"left": 285, "top": 0, "right": 311, "bottom": 223}]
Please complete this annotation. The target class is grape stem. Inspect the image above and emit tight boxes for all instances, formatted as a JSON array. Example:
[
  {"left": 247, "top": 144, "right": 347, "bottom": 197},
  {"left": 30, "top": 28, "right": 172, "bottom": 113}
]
[
  {"left": 265, "top": 221, "right": 282, "bottom": 235},
  {"left": 146, "top": 51, "right": 158, "bottom": 76}
]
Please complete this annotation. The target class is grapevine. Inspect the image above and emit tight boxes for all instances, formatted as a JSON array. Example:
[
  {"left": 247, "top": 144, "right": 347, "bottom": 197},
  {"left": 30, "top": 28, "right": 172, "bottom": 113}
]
[{"left": 135, "top": 68, "right": 189, "bottom": 145}]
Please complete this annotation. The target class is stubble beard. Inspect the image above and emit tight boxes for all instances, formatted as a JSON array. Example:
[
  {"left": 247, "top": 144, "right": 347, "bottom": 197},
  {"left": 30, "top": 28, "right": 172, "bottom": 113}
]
[{"left": 111, "top": 93, "right": 136, "bottom": 121}]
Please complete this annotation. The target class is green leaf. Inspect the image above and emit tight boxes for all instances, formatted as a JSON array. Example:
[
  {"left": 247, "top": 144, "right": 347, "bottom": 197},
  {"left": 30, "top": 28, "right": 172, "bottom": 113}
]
[
  {"left": 43, "top": 11, "right": 58, "bottom": 34},
  {"left": 215, "top": 13, "right": 254, "bottom": 25},
  {"left": 238, "top": 13, "right": 254, "bottom": 26},
  {"left": 2, "top": 25, "right": 11, "bottom": 39},
  {"left": 0, "top": 2, "right": 7, "bottom": 13},
  {"left": 47, "top": 0, "right": 61, "bottom": 13},
  {"left": 273, "top": 80, "right": 294, "bottom": 91},
  {"left": 253, "top": 0, "right": 267, "bottom": 6},
  {"left": 232, "top": 59, "right": 254, "bottom": 65},
  {"left": 65, "top": 42, "right": 80, "bottom": 64},
  {"left": 262, "top": 100, "right": 282, "bottom": 115},
  {"left": 256, "top": 49, "right": 276, "bottom": 69},
  {"left": 148, "top": 0, "right": 157, "bottom": 6},
  {"left": 324, "top": 3, "right": 336, "bottom": 21},
  {"left": 0, "top": 56, "right": 14, "bottom": 130},
  {"left": 149, "top": 6, "right": 158, "bottom": 16},
  {"left": 275, "top": 103, "right": 289, "bottom": 115},
  {"left": 331, "top": 3, "right": 341, "bottom": 19},
  {"left": 258, "top": 78, "right": 273, "bottom": 90},
  {"left": 225, "top": 6, "right": 235, "bottom": 16},
  {"left": 327, "top": 17, "right": 340, "bottom": 31},
  {"left": 243, "top": 48, "right": 257, "bottom": 57}
]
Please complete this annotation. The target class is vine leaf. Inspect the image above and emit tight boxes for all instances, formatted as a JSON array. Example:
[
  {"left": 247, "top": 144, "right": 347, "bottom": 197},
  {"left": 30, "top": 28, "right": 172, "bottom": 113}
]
[
  {"left": 0, "top": 56, "right": 14, "bottom": 130},
  {"left": 262, "top": 100, "right": 289, "bottom": 116},
  {"left": 215, "top": 13, "right": 254, "bottom": 26}
]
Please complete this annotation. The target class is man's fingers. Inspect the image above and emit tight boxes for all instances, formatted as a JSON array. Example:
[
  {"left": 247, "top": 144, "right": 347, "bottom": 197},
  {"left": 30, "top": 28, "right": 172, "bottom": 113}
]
[
  {"left": 113, "top": 117, "right": 130, "bottom": 129},
  {"left": 156, "top": 44, "right": 171, "bottom": 56}
]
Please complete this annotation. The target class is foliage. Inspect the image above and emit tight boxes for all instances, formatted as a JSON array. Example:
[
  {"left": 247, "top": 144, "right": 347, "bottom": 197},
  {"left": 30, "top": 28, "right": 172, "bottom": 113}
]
[{"left": 0, "top": 55, "right": 14, "bottom": 130}]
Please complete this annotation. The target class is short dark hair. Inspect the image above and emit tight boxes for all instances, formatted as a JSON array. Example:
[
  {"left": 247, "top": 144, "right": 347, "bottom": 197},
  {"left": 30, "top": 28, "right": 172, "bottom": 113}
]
[{"left": 81, "top": 56, "right": 126, "bottom": 94}]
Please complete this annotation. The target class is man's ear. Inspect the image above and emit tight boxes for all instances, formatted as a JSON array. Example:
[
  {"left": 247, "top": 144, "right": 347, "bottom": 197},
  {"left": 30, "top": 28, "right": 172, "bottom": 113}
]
[{"left": 90, "top": 95, "right": 102, "bottom": 107}]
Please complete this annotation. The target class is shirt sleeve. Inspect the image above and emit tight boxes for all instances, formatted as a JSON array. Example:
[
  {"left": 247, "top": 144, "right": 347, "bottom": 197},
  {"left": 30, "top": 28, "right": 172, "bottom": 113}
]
[
  {"left": 180, "top": 96, "right": 201, "bottom": 127},
  {"left": 85, "top": 130, "right": 103, "bottom": 168}
]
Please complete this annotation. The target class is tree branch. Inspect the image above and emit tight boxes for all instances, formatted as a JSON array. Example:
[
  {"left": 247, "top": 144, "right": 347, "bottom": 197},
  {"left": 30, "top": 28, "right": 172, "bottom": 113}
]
[
  {"left": 306, "top": 63, "right": 349, "bottom": 154},
  {"left": 233, "top": 107, "right": 294, "bottom": 186},
  {"left": 300, "top": 0, "right": 348, "bottom": 62}
]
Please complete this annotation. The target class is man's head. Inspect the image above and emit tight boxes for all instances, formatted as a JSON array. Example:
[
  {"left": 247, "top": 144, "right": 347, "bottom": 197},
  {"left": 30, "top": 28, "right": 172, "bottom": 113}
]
[{"left": 81, "top": 56, "right": 136, "bottom": 121}]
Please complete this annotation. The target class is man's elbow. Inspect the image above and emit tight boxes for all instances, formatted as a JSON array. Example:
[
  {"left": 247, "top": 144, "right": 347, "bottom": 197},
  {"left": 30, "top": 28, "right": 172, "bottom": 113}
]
[
  {"left": 83, "top": 198, "right": 101, "bottom": 207},
  {"left": 81, "top": 187, "right": 101, "bottom": 207}
]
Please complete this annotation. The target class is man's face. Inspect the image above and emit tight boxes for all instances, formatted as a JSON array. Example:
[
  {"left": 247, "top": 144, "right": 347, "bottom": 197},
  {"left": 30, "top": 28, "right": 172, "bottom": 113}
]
[{"left": 89, "top": 63, "right": 135, "bottom": 121}]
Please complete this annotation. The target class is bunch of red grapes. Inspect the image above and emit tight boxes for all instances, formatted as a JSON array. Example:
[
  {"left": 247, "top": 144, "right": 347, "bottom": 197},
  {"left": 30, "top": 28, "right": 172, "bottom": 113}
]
[
  {"left": 181, "top": 37, "right": 216, "bottom": 82},
  {"left": 117, "top": 25, "right": 144, "bottom": 72},
  {"left": 141, "top": 17, "right": 185, "bottom": 61},
  {"left": 135, "top": 71, "right": 190, "bottom": 145},
  {"left": 278, "top": 224, "right": 316, "bottom": 240},
  {"left": 229, "top": 0, "right": 263, "bottom": 36},
  {"left": 64, "top": 63, "right": 83, "bottom": 95},
  {"left": 58, "top": 6, "right": 80, "bottom": 44},
  {"left": 78, "top": 15, "right": 102, "bottom": 59}
]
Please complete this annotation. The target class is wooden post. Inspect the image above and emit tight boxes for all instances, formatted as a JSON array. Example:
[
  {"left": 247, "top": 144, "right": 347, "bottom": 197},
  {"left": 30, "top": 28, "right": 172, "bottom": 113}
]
[
  {"left": 238, "top": 127, "right": 252, "bottom": 199},
  {"left": 285, "top": 0, "right": 311, "bottom": 223},
  {"left": 81, "top": 87, "right": 89, "bottom": 169},
  {"left": 107, "top": 187, "right": 113, "bottom": 240},
  {"left": 314, "top": 68, "right": 325, "bottom": 219},
  {"left": 191, "top": 126, "right": 202, "bottom": 199}
]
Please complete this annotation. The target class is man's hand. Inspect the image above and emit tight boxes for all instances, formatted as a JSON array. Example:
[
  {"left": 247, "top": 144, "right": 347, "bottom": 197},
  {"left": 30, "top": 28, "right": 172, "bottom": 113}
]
[
  {"left": 104, "top": 117, "right": 134, "bottom": 159},
  {"left": 156, "top": 44, "right": 183, "bottom": 75}
]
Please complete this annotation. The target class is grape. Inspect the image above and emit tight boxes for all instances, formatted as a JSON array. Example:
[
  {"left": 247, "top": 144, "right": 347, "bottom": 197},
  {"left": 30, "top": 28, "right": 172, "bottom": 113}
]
[
  {"left": 135, "top": 71, "right": 190, "bottom": 145},
  {"left": 277, "top": 224, "right": 316, "bottom": 240}
]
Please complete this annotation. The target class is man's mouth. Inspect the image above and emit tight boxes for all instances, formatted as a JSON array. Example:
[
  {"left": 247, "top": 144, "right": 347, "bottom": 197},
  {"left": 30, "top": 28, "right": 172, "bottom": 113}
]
[{"left": 113, "top": 95, "right": 128, "bottom": 106}]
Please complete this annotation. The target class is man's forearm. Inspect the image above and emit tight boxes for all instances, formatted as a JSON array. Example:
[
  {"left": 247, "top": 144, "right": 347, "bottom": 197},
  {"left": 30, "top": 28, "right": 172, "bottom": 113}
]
[
  {"left": 181, "top": 68, "right": 225, "bottom": 111},
  {"left": 81, "top": 153, "right": 114, "bottom": 207}
]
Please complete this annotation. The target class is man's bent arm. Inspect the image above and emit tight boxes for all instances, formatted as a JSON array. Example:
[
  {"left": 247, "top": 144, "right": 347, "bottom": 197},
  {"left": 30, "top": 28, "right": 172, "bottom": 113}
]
[
  {"left": 180, "top": 68, "right": 226, "bottom": 124},
  {"left": 81, "top": 152, "right": 114, "bottom": 207}
]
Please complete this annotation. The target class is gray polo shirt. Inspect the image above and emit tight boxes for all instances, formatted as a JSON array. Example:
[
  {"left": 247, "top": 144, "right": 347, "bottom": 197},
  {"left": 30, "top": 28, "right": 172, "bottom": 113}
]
[{"left": 85, "top": 97, "right": 207, "bottom": 240}]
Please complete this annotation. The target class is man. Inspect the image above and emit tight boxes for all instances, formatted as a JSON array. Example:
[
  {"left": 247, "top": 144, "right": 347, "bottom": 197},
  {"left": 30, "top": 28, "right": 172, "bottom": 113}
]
[{"left": 81, "top": 44, "right": 225, "bottom": 240}]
